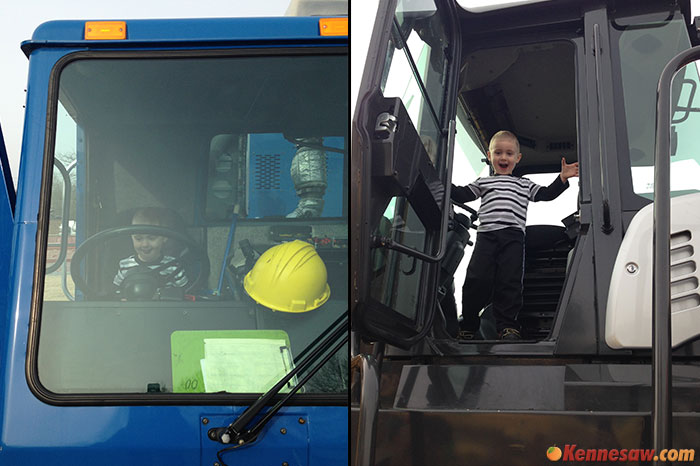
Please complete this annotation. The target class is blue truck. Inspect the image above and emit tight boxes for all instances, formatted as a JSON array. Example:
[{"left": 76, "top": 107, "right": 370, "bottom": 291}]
[{"left": 0, "top": 10, "right": 348, "bottom": 466}]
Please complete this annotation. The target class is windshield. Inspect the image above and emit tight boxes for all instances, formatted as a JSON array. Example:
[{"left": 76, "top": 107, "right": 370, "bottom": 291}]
[{"left": 36, "top": 52, "right": 348, "bottom": 397}]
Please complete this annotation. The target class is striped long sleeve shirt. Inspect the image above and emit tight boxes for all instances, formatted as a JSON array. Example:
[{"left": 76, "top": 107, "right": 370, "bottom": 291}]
[
  {"left": 113, "top": 254, "right": 188, "bottom": 289},
  {"left": 451, "top": 174, "right": 569, "bottom": 232}
]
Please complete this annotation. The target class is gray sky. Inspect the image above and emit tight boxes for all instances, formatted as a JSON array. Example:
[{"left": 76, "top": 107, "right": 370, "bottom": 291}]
[{"left": 0, "top": 0, "right": 292, "bottom": 182}]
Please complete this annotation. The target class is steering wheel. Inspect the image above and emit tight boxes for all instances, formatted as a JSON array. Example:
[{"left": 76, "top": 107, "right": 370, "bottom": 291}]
[{"left": 70, "top": 225, "right": 210, "bottom": 299}]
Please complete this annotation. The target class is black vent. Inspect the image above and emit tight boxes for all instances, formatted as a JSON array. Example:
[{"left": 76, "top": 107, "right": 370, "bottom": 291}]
[
  {"left": 547, "top": 141, "right": 575, "bottom": 151},
  {"left": 253, "top": 154, "right": 281, "bottom": 190}
]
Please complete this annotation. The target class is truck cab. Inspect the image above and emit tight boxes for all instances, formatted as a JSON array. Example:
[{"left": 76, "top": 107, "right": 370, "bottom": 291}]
[
  {"left": 0, "top": 14, "right": 348, "bottom": 466},
  {"left": 352, "top": 0, "right": 700, "bottom": 463}
]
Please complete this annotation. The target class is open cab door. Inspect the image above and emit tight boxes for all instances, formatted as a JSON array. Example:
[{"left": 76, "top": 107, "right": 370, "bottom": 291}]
[{"left": 351, "top": 0, "right": 461, "bottom": 349}]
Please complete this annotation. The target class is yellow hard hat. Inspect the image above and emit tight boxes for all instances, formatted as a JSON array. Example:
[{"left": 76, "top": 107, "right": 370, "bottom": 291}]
[{"left": 244, "top": 240, "right": 330, "bottom": 312}]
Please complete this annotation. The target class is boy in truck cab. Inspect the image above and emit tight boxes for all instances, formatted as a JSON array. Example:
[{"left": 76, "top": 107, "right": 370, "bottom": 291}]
[
  {"left": 451, "top": 130, "right": 578, "bottom": 341},
  {"left": 113, "top": 207, "right": 189, "bottom": 300}
]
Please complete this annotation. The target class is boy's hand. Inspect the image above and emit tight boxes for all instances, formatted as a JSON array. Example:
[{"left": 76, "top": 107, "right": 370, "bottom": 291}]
[{"left": 560, "top": 157, "right": 579, "bottom": 182}]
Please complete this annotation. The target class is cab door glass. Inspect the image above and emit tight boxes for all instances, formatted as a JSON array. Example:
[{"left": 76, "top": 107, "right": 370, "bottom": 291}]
[
  {"left": 371, "top": 198, "right": 426, "bottom": 320},
  {"left": 381, "top": 0, "right": 447, "bottom": 167},
  {"left": 615, "top": 14, "right": 700, "bottom": 198}
]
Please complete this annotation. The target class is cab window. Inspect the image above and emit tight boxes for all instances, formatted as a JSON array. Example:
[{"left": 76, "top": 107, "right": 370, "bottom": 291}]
[
  {"left": 36, "top": 51, "right": 348, "bottom": 398},
  {"left": 613, "top": 12, "right": 700, "bottom": 201}
]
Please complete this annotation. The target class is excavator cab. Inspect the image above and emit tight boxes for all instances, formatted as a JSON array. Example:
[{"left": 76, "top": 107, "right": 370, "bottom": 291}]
[{"left": 352, "top": 0, "right": 700, "bottom": 463}]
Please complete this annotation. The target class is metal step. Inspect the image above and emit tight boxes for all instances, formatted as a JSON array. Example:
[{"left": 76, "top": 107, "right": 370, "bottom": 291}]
[{"left": 351, "top": 362, "right": 700, "bottom": 465}]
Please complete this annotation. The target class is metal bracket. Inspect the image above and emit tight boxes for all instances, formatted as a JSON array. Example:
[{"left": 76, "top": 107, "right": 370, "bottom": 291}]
[{"left": 374, "top": 112, "right": 398, "bottom": 139}]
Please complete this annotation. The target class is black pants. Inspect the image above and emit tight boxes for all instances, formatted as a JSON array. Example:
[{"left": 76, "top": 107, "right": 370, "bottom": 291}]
[{"left": 460, "top": 228, "right": 524, "bottom": 333}]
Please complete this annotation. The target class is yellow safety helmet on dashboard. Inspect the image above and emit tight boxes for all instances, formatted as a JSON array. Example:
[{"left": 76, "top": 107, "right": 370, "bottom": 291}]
[{"left": 244, "top": 239, "right": 330, "bottom": 313}]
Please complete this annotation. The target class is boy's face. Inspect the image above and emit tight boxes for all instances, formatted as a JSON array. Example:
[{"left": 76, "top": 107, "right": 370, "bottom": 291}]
[
  {"left": 487, "top": 137, "right": 522, "bottom": 175},
  {"left": 131, "top": 233, "right": 166, "bottom": 262}
]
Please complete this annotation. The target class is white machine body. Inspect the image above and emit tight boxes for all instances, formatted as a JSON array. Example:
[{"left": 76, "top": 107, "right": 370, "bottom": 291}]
[{"left": 606, "top": 193, "right": 700, "bottom": 348}]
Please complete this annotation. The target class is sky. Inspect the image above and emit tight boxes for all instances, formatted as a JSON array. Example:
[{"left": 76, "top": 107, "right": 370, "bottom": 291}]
[{"left": 0, "top": 0, "right": 293, "bottom": 182}]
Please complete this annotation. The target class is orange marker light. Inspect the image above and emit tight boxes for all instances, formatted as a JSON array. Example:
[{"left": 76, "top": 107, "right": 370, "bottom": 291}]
[
  {"left": 319, "top": 17, "right": 348, "bottom": 37},
  {"left": 85, "top": 21, "right": 127, "bottom": 40}
]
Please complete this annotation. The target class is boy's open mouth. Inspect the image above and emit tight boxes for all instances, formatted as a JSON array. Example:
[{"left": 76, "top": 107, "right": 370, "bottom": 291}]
[{"left": 498, "top": 161, "right": 509, "bottom": 168}]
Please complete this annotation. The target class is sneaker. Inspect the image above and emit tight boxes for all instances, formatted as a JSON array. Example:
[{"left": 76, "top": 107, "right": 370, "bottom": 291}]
[
  {"left": 457, "top": 330, "right": 477, "bottom": 341},
  {"left": 499, "top": 328, "right": 521, "bottom": 341}
]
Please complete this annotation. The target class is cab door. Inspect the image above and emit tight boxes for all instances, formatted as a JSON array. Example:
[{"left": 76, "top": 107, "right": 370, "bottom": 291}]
[{"left": 351, "top": 0, "right": 461, "bottom": 348}]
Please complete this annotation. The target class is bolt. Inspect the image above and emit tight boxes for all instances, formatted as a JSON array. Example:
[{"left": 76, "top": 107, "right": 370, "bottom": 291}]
[
  {"left": 202, "top": 418, "right": 209, "bottom": 425},
  {"left": 626, "top": 262, "right": 639, "bottom": 274},
  {"left": 208, "top": 429, "right": 218, "bottom": 441},
  {"left": 280, "top": 428, "right": 287, "bottom": 435},
  {"left": 214, "top": 463, "right": 221, "bottom": 466},
  {"left": 298, "top": 417, "right": 306, "bottom": 424},
  {"left": 283, "top": 463, "right": 289, "bottom": 466}
]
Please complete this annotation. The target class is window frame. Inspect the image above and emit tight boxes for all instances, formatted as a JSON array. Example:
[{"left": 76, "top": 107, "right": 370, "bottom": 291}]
[
  {"left": 27, "top": 47, "right": 349, "bottom": 406},
  {"left": 448, "top": 36, "right": 582, "bottom": 336}
]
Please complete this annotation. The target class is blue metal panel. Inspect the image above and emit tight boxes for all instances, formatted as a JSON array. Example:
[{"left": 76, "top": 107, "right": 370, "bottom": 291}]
[
  {"left": 0, "top": 121, "right": 15, "bottom": 458},
  {"left": 199, "top": 408, "right": 347, "bottom": 466},
  {"left": 201, "top": 412, "right": 310, "bottom": 465},
  {"left": 0, "top": 123, "right": 16, "bottom": 211},
  {"left": 247, "top": 134, "right": 344, "bottom": 218},
  {"left": 0, "top": 122, "right": 15, "bottom": 331},
  {"left": 0, "top": 391, "right": 345, "bottom": 465},
  {"left": 1, "top": 45, "right": 56, "bottom": 459}
]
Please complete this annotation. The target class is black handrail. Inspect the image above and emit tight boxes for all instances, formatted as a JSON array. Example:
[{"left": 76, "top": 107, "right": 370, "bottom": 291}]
[
  {"left": 45, "top": 159, "right": 72, "bottom": 274},
  {"left": 652, "top": 44, "right": 700, "bottom": 459}
]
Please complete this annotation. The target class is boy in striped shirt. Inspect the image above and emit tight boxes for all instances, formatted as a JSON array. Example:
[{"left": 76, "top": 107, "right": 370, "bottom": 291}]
[
  {"left": 113, "top": 208, "right": 188, "bottom": 299},
  {"left": 451, "top": 130, "right": 578, "bottom": 340}
]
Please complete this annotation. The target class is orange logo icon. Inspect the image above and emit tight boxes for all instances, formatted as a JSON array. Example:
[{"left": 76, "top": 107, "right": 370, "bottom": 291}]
[{"left": 547, "top": 446, "right": 562, "bottom": 461}]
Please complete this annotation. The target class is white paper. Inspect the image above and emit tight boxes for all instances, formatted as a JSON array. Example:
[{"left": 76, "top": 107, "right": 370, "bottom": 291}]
[{"left": 200, "top": 338, "right": 294, "bottom": 393}]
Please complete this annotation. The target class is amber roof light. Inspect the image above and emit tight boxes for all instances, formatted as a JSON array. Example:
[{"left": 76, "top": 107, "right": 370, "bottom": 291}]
[
  {"left": 319, "top": 18, "right": 347, "bottom": 37},
  {"left": 85, "top": 21, "right": 127, "bottom": 40}
]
